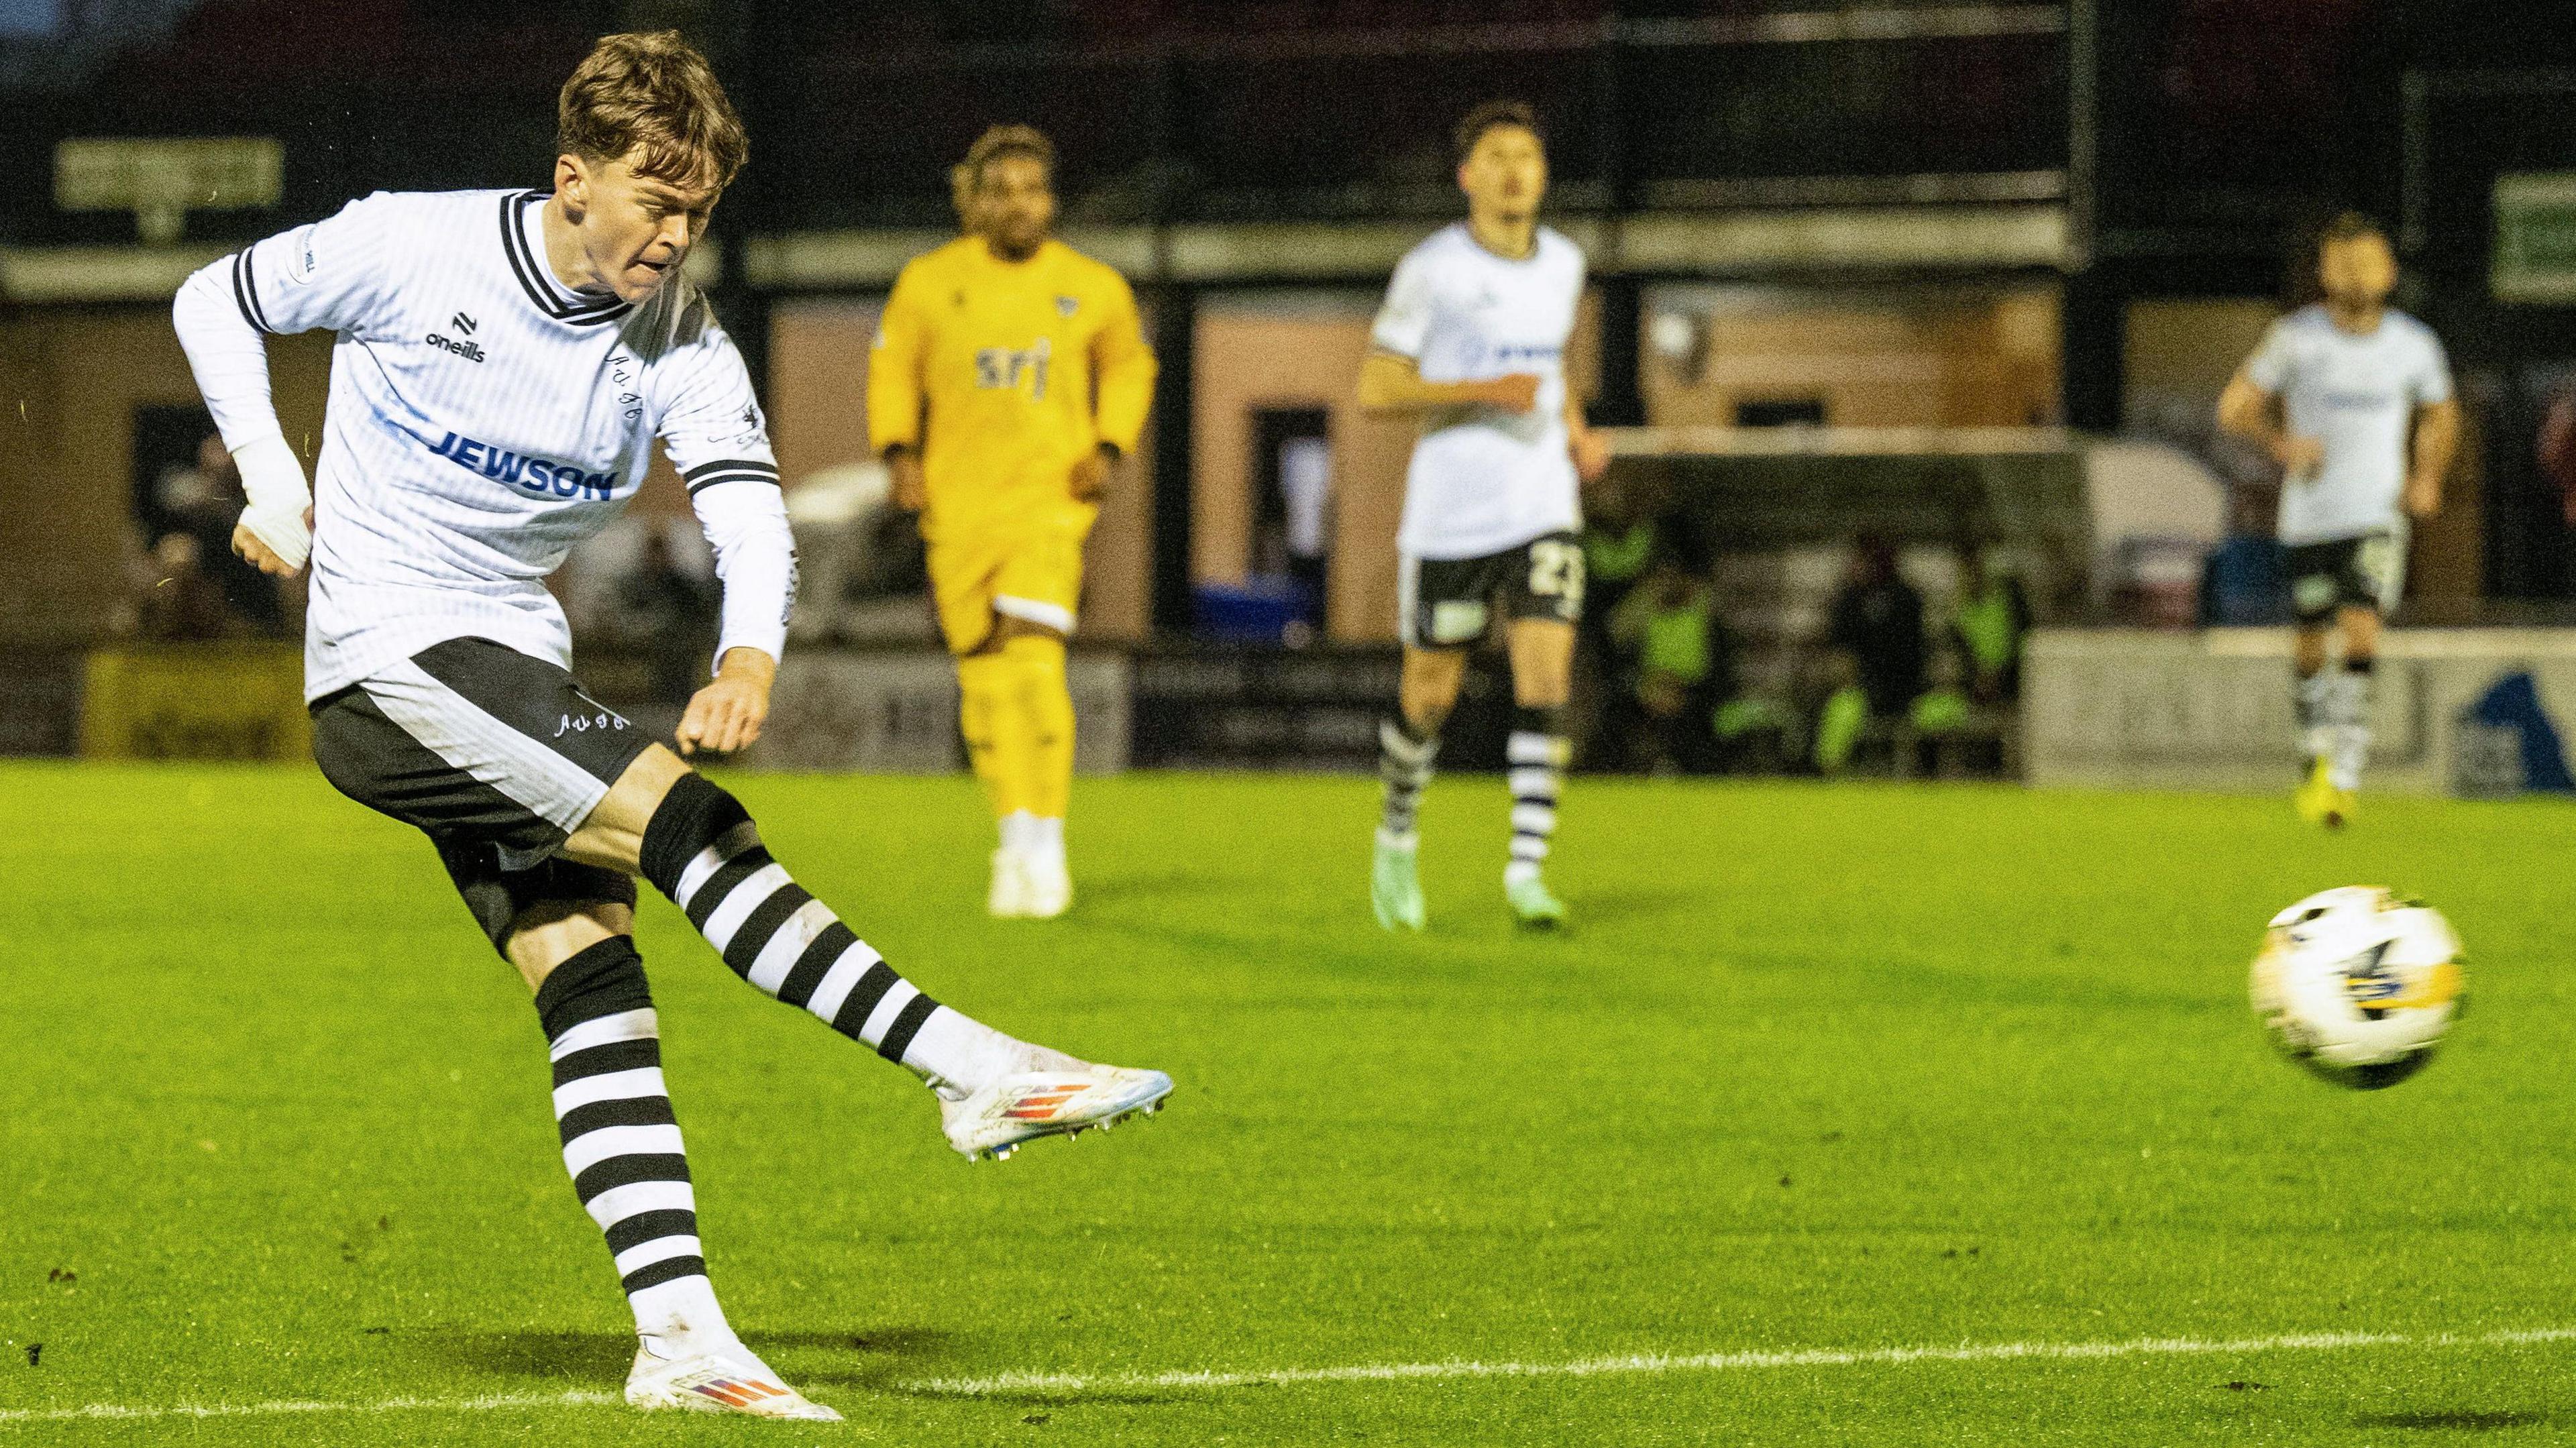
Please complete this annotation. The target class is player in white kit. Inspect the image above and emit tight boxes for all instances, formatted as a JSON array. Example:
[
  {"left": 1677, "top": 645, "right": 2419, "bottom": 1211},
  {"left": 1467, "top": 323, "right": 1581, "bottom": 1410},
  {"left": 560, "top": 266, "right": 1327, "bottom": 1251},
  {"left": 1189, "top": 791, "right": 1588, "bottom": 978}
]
[
  {"left": 2220, "top": 213, "right": 2459, "bottom": 826},
  {"left": 1359, "top": 102, "right": 1610, "bottom": 930},
  {"left": 169, "top": 32, "right": 1169, "bottom": 1420}
]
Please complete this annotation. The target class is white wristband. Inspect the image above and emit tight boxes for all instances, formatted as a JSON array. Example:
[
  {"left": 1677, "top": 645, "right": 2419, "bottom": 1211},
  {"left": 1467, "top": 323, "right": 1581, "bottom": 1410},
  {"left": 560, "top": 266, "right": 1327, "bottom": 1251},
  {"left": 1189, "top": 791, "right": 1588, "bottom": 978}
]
[{"left": 231, "top": 433, "right": 313, "bottom": 571}]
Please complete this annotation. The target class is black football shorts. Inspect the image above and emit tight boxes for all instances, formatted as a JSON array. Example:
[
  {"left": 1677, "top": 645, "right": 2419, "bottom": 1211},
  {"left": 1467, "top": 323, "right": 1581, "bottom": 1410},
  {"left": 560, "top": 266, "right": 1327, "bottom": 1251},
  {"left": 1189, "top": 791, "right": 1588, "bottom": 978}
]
[
  {"left": 309, "top": 636, "right": 653, "bottom": 946},
  {"left": 1398, "top": 530, "right": 1586, "bottom": 650}
]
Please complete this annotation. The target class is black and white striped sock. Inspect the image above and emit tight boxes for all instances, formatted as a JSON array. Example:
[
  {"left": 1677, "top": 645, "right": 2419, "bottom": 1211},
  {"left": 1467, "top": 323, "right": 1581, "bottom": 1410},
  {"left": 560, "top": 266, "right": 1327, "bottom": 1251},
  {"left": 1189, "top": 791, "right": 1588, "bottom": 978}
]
[
  {"left": 535, "top": 937, "right": 729, "bottom": 1356},
  {"left": 1505, "top": 707, "right": 1568, "bottom": 885},
  {"left": 2294, "top": 668, "right": 2332, "bottom": 764},
  {"left": 1379, "top": 718, "right": 1439, "bottom": 842},
  {"left": 639, "top": 775, "right": 1014, "bottom": 1095}
]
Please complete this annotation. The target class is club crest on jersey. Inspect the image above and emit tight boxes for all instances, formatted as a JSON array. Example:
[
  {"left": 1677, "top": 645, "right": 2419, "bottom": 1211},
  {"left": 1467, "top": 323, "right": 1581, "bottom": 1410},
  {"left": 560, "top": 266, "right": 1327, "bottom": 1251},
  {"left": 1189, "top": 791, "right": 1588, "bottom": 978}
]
[
  {"left": 426, "top": 431, "right": 615, "bottom": 501},
  {"left": 1055, "top": 294, "right": 1079, "bottom": 317}
]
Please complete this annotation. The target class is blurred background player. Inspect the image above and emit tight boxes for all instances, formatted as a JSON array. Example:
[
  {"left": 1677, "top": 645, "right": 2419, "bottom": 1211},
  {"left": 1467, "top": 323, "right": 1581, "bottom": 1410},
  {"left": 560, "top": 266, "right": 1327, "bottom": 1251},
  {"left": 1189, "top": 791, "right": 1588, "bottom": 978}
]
[
  {"left": 871, "top": 125, "right": 1157, "bottom": 918},
  {"left": 1358, "top": 101, "right": 1610, "bottom": 930},
  {"left": 2218, "top": 213, "right": 2458, "bottom": 827}
]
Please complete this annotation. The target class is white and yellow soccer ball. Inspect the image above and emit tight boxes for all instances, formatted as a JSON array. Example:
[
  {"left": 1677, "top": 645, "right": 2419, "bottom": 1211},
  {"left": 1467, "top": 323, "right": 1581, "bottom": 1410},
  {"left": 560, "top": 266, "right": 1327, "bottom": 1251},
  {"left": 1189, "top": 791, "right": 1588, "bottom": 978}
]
[{"left": 2250, "top": 887, "right": 2464, "bottom": 1090}]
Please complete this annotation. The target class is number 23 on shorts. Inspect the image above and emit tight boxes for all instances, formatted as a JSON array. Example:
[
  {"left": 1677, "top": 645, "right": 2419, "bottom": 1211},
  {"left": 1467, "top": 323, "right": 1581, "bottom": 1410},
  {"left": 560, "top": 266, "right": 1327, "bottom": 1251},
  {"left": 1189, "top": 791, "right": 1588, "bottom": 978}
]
[{"left": 1527, "top": 538, "right": 1585, "bottom": 608}]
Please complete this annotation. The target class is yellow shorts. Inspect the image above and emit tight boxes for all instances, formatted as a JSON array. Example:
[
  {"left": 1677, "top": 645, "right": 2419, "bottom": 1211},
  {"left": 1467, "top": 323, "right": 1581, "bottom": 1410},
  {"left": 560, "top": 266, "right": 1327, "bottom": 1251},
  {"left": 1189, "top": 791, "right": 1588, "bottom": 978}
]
[{"left": 927, "top": 508, "right": 1092, "bottom": 654}]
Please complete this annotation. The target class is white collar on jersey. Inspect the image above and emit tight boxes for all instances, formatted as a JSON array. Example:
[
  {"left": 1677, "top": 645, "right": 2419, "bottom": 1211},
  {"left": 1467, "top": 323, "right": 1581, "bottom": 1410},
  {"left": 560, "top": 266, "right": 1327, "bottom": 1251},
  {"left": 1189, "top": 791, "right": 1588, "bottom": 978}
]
[{"left": 500, "top": 190, "right": 634, "bottom": 327}]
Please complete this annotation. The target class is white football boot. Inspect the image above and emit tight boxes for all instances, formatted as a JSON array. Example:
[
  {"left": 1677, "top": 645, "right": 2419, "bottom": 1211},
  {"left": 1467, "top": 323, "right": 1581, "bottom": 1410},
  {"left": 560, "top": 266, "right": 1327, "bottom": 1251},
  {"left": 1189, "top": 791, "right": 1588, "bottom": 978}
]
[
  {"left": 625, "top": 1342, "right": 840, "bottom": 1421},
  {"left": 1021, "top": 846, "right": 1073, "bottom": 920},
  {"left": 941, "top": 1043, "right": 1172, "bottom": 1161},
  {"left": 987, "top": 846, "right": 1032, "bottom": 918}
]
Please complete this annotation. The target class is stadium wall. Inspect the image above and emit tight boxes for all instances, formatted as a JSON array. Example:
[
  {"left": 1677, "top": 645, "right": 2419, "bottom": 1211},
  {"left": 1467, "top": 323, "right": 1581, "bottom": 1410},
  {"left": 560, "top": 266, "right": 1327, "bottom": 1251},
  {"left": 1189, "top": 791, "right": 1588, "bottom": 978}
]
[
  {"left": 2025, "top": 627, "right": 2576, "bottom": 796},
  {"left": 1639, "top": 284, "right": 2060, "bottom": 429},
  {"left": 753, "top": 649, "right": 1130, "bottom": 775},
  {"left": 0, "top": 307, "right": 329, "bottom": 645},
  {"left": 1189, "top": 292, "right": 1415, "bottom": 644}
]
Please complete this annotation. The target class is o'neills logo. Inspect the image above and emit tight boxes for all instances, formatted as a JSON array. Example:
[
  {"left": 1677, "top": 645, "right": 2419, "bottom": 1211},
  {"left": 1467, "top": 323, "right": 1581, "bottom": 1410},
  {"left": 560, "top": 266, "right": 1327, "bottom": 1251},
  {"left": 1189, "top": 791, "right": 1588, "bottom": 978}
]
[{"left": 425, "top": 331, "right": 486, "bottom": 362}]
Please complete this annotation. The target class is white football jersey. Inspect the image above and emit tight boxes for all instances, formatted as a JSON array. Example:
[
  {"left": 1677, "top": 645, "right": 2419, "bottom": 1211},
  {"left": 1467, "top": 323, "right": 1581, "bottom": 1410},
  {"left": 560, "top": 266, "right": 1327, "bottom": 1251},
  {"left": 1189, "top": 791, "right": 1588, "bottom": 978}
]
[
  {"left": 2245, "top": 304, "right": 2453, "bottom": 546},
  {"left": 174, "top": 189, "right": 791, "bottom": 699},
  {"left": 1370, "top": 223, "right": 1585, "bottom": 560}
]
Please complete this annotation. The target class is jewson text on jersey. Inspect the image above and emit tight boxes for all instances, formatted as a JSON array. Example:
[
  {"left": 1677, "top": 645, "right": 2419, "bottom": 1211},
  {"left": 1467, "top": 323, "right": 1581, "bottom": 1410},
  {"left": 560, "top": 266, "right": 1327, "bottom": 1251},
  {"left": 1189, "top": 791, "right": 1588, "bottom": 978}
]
[{"left": 425, "top": 431, "right": 616, "bottom": 500}]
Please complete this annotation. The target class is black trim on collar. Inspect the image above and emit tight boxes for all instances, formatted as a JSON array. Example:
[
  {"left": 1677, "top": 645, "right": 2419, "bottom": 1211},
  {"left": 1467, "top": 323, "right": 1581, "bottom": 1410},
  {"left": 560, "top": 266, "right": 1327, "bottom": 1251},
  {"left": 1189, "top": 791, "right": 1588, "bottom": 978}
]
[{"left": 500, "top": 191, "right": 633, "bottom": 327}]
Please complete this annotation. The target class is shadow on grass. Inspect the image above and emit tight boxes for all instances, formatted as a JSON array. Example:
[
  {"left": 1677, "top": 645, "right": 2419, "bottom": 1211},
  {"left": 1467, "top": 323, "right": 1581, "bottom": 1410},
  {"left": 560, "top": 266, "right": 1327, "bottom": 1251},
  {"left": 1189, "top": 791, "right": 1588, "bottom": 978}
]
[
  {"left": 455, "top": 1326, "right": 959, "bottom": 1390},
  {"left": 2351, "top": 1410, "right": 2553, "bottom": 1432},
  {"left": 1073, "top": 870, "right": 1246, "bottom": 912},
  {"left": 1563, "top": 882, "right": 1709, "bottom": 926}
]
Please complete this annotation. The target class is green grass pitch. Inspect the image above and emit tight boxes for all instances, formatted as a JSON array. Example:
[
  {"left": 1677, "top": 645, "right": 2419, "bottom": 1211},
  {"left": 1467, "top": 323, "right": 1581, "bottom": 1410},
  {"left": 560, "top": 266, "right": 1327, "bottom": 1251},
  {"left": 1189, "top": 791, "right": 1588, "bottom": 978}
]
[{"left": 5, "top": 763, "right": 2575, "bottom": 1444}]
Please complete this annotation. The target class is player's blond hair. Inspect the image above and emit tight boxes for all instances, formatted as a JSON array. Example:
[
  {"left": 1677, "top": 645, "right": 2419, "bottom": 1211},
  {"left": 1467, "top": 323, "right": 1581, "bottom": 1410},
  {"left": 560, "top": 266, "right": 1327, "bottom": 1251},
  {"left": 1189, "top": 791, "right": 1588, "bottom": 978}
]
[{"left": 557, "top": 31, "right": 747, "bottom": 193}]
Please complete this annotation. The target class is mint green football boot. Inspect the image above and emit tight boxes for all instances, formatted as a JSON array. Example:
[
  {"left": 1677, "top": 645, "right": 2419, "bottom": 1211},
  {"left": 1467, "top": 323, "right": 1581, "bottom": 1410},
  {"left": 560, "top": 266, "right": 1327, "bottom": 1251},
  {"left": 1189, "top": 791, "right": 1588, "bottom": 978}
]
[
  {"left": 1505, "top": 872, "right": 1568, "bottom": 930},
  {"left": 1373, "top": 830, "right": 1426, "bottom": 931}
]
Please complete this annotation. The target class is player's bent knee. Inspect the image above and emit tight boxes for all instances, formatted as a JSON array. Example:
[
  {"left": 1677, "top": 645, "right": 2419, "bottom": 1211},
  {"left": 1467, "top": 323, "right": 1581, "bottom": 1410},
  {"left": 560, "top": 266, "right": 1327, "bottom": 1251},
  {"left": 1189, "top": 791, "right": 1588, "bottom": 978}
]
[
  {"left": 1401, "top": 681, "right": 1462, "bottom": 730},
  {"left": 441, "top": 837, "right": 637, "bottom": 958},
  {"left": 502, "top": 899, "right": 635, "bottom": 991},
  {"left": 637, "top": 770, "right": 757, "bottom": 901},
  {"left": 531, "top": 934, "right": 654, "bottom": 1043}
]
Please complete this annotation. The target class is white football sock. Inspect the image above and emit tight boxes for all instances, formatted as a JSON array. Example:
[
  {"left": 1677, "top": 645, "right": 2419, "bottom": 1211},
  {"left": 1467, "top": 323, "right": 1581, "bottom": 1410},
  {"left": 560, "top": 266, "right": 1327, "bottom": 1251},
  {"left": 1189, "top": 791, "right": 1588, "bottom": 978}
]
[
  {"left": 2330, "top": 668, "right": 2373, "bottom": 791},
  {"left": 632, "top": 1274, "right": 737, "bottom": 1360},
  {"left": 903, "top": 1009, "right": 1026, "bottom": 1099},
  {"left": 2295, "top": 671, "right": 2334, "bottom": 763},
  {"left": 1000, "top": 809, "right": 1038, "bottom": 854}
]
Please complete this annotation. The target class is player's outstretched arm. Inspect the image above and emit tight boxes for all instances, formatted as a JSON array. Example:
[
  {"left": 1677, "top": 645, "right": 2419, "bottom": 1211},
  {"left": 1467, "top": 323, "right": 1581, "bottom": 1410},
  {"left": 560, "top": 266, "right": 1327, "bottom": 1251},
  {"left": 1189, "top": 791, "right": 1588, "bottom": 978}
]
[
  {"left": 2408, "top": 398, "right": 2461, "bottom": 518},
  {"left": 869, "top": 265, "right": 932, "bottom": 508},
  {"left": 661, "top": 307, "right": 794, "bottom": 757},
  {"left": 678, "top": 647, "right": 775, "bottom": 757},
  {"left": 1566, "top": 394, "right": 1610, "bottom": 483},
  {"left": 1357, "top": 351, "right": 1540, "bottom": 415},
  {"left": 2217, "top": 368, "right": 2322, "bottom": 478},
  {"left": 1092, "top": 278, "right": 1158, "bottom": 449},
  {"left": 171, "top": 194, "right": 400, "bottom": 575},
  {"left": 1360, "top": 249, "right": 1538, "bottom": 416},
  {"left": 172, "top": 260, "right": 315, "bottom": 575},
  {"left": 673, "top": 471, "right": 790, "bottom": 757}
]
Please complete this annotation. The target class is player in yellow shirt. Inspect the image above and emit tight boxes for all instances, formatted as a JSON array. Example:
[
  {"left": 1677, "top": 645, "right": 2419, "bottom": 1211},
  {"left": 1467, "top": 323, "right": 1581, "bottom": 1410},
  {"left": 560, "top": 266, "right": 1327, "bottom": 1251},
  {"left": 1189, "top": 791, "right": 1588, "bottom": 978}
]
[{"left": 870, "top": 125, "right": 1157, "bottom": 918}]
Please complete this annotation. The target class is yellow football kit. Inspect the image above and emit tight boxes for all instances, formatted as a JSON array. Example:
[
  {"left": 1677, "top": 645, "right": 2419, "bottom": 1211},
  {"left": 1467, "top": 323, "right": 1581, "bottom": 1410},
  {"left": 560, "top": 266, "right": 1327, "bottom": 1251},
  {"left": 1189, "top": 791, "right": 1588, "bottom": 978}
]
[
  {"left": 869, "top": 236, "right": 1156, "bottom": 653},
  {"left": 867, "top": 235, "right": 1155, "bottom": 844}
]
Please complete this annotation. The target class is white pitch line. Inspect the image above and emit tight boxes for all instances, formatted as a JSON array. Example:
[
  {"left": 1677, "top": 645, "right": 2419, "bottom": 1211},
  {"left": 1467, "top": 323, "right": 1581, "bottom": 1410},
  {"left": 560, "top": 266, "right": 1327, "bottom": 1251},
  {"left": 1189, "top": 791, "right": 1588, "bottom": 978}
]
[
  {"left": 5, "top": 1327, "right": 2573, "bottom": 1425},
  {"left": 0, "top": 1389, "right": 616, "bottom": 1428},
  {"left": 900, "top": 1324, "right": 2576, "bottom": 1398}
]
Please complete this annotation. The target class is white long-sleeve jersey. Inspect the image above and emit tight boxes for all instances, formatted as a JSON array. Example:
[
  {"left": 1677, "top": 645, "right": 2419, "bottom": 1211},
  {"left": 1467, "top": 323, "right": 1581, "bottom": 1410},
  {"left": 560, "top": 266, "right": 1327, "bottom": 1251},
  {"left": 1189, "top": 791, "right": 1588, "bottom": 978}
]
[
  {"left": 172, "top": 188, "right": 794, "bottom": 701},
  {"left": 1369, "top": 222, "right": 1585, "bottom": 561}
]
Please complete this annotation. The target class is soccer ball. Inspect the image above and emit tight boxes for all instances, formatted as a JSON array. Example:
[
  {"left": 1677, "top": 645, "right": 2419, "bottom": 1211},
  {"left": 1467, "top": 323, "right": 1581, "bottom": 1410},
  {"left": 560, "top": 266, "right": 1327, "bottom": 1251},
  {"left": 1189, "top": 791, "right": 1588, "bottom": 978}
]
[{"left": 2249, "top": 887, "right": 2464, "bottom": 1090}]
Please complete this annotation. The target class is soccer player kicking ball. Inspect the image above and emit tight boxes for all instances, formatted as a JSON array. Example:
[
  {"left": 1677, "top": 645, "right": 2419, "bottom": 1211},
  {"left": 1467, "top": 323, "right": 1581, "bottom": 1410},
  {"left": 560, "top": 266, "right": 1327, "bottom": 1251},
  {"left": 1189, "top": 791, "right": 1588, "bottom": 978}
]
[
  {"left": 869, "top": 125, "right": 1157, "bottom": 920},
  {"left": 1360, "top": 101, "right": 1610, "bottom": 931},
  {"left": 2219, "top": 213, "right": 2458, "bottom": 828},
  {"left": 170, "top": 34, "right": 1169, "bottom": 1421}
]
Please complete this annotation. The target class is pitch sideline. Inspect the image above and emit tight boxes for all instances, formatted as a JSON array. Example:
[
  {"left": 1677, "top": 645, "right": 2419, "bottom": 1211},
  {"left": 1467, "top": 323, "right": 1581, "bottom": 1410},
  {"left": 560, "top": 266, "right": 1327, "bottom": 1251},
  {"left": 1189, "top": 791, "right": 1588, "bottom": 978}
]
[{"left": 5, "top": 1326, "right": 2572, "bottom": 1425}]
